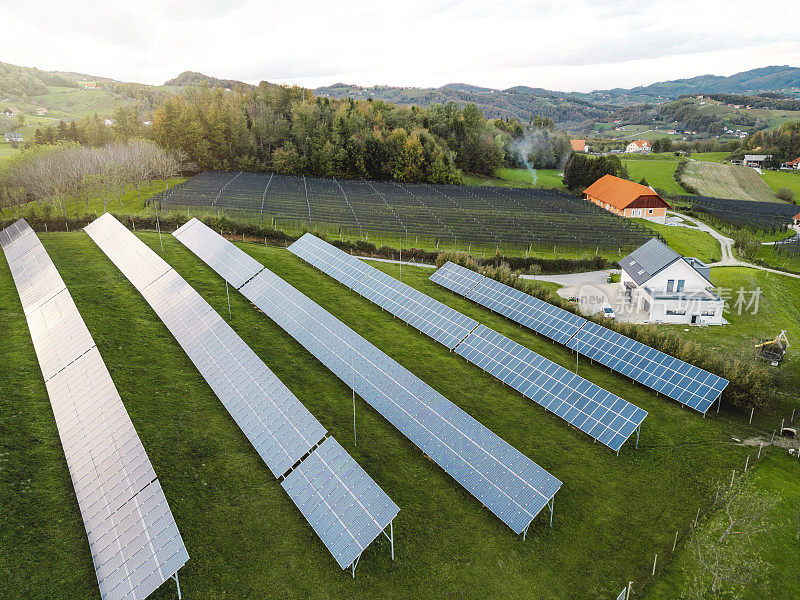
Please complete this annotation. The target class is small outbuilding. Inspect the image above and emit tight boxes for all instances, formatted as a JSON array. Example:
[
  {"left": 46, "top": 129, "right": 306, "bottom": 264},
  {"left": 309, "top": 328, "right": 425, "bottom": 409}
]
[
  {"left": 743, "top": 154, "right": 770, "bottom": 168},
  {"left": 583, "top": 174, "right": 671, "bottom": 224}
]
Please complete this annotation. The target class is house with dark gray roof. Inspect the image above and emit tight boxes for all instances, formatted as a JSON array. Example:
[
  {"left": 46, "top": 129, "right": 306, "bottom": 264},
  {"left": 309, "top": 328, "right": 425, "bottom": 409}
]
[{"left": 620, "top": 238, "right": 724, "bottom": 325}]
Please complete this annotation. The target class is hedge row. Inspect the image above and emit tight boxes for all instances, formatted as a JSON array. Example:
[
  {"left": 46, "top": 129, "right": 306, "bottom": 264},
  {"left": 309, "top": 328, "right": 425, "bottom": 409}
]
[{"left": 436, "top": 251, "right": 769, "bottom": 410}]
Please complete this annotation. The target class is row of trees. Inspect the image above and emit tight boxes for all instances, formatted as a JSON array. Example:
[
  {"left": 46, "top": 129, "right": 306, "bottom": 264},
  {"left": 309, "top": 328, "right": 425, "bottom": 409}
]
[
  {"left": 142, "top": 85, "right": 517, "bottom": 182},
  {"left": 0, "top": 140, "right": 185, "bottom": 218}
]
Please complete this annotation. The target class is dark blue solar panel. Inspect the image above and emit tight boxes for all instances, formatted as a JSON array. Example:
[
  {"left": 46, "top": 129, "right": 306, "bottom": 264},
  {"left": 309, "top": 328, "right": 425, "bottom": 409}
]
[
  {"left": 288, "top": 235, "right": 477, "bottom": 349},
  {"left": 238, "top": 268, "right": 561, "bottom": 533},
  {"left": 430, "top": 262, "right": 586, "bottom": 344},
  {"left": 456, "top": 326, "right": 647, "bottom": 452},
  {"left": 566, "top": 320, "right": 728, "bottom": 413}
]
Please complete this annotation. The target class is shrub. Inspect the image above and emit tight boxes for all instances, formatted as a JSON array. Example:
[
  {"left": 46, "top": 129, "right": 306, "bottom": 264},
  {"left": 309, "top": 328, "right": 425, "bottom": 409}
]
[{"left": 775, "top": 187, "right": 795, "bottom": 203}]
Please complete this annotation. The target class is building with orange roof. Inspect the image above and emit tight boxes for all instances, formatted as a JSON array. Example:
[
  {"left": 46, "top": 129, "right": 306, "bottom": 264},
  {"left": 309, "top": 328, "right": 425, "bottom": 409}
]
[
  {"left": 583, "top": 174, "right": 671, "bottom": 224},
  {"left": 794, "top": 211, "right": 800, "bottom": 226},
  {"left": 570, "top": 139, "right": 588, "bottom": 153},
  {"left": 784, "top": 157, "right": 800, "bottom": 170},
  {"left": 625, "top": 140, "right": 651, "bottom": 154}
]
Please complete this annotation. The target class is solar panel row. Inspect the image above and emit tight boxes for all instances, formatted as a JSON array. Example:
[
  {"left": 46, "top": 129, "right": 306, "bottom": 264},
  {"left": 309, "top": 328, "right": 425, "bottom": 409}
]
[
  {"left": 86, "top": 213, "right": 397, "bottom": 574},
  {"left": 290, "top": 234, "right": 477, "bottom": 349},
  {"left": 0, "top": 219, "right": 188, "bottom": 600},
  {"left": 288, "top": 235, "right": 646, "bottom": 452},
  {"left": 431, "top": 261, "right": 586, "bottom": 345},
  {"left": 457, "top": 326, "right": 646, "bottom": 451},
  {"left": 175, "top": 219, "right": 561, "bottom": 536},
  {"left": 430, "top": 262, "right": 728, "bottom": 413}
]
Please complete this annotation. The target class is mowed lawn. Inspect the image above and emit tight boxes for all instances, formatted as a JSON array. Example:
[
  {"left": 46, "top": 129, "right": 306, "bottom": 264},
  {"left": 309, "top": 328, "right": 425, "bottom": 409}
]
[
  {"left": 622, "top": 160, "right": 684, "bottom": 195},
  {"left": 463, "top": 168, "right": 566, "bottom": 190},
  {"left": 761, "top": 169, "right": 800, "bottom": 200},
  {"left": 634, "top": 219, "right": 720, "bottom": 263},
  {"left": 0, "top": 231, "right": 766, "bottom": 599},
  {"left": 683, "top": 161, "right": 778, "bottom": 202}
]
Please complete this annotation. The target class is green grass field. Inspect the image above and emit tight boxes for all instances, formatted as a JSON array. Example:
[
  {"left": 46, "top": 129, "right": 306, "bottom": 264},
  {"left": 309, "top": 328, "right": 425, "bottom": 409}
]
[
  {"left": 464, "top": 168, "right": 566, "bottom": 190},
  {"left": 3, "top": 230, "right": 782, "bottom": 599},
  {"left": 683, "top": 161, "right": 779, "bottom": 202},
  {"left": 622, "top": 160, "right": 684, "bottom": 195},
  {"left": 642, "top": 451, "right": 800, "bottom": 600},
  {"left": 761, "top": 170, "right": 800, "bottom": 200},
  {"left": 634, "top": 219, "right": 720, "bottom": 263}
]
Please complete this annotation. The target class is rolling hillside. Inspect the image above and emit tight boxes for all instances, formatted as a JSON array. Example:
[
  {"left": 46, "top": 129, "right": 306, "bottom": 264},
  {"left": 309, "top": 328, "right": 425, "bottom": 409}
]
[{"left": 682, "top": 160, "right": 780, "bottom": 202}]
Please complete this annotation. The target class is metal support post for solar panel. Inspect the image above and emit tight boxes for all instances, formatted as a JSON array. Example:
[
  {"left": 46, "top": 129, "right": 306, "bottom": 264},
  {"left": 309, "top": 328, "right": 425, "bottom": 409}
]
[
  {"left": 172, "top": 572, "right": 182, "bottom": 599},
  {"left": 226, "top": 281, "right": 232, "bottom": 320},
  {"left": 549, "top": 497, "right": 554, "bottom": 527},
  {"left": 156, "top": 215, "right": 164, "bottom": 253},
  {"left": 381, "top": 520, "right": 395, "bottom": 560},
  {"left": 353, "top": 389, "right": 357, "bottom": 446},
  {"left": 636, "top": 425, "right": 640, "bottom": 449},
  {"left": 351, "top": 555, "right": 360, "bottom": 578}
]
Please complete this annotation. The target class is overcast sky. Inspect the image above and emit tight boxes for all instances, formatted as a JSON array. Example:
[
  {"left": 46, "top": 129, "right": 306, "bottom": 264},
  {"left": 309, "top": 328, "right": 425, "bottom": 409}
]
[{"left": 1, "top": 0, "right": 798, "bottom": 92}]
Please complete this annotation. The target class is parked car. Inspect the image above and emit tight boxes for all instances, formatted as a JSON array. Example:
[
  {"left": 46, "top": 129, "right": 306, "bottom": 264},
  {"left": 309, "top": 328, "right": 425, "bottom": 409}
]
[{"left": 602, "top": 304, "right": 616, "bottom": 319}]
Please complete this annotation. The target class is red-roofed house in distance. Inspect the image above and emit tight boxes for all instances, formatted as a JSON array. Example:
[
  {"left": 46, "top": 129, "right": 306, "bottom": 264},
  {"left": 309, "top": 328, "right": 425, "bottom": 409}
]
[
  {"left": 784, "top": 157, "right": 800, "bottom": 170},
  {"left": 793, "top": 211, "right": 800, "bottom": 226},
  {"left": 583, "top": 174, "right": 672, "bottom": 224},
  {"left": 625, "top": 140, "right": 651, "bottom": 154},
  {"left": 570, "top": 139, "right": 588, "bottom": 153}
]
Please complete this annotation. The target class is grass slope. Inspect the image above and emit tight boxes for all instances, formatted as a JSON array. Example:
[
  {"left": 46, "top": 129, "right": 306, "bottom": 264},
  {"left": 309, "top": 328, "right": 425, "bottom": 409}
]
[
  {"left": 463, "top": 168, "right": 566, "bottom": 190},
  {"left": 642, "top": 451, "right": 800, "bottom": 600},
  {"left": 683, "top": 161, "right": 778, "bottom": 202},
  {"left": 761, "top": 169, "right": 800, "bottom": 200},
  {"left": 0, "top": 230, "right": 760, "bottom": 599}
]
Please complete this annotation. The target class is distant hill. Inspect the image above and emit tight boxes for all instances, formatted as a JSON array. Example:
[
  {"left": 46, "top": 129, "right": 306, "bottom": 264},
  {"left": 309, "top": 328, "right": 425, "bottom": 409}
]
[
  {"left": 314, "top": 83, "right": 613, "bottom": 129},
  {"left": 315, "top": 66, "right": 800, "bottom": 130},
  {"left": 583, "top": 65, "right": 800, "bottom": 105},
  {"left": 164, "top": 71, "right": 256, "bottom": 91},
  {"left": 0, "top": 61, "right": 78, "bottom": 98}
]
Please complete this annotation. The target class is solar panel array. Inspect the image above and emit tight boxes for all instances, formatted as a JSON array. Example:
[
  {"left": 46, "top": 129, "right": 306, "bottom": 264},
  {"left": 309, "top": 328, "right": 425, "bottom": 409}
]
[
  {"left": 0, "top": 219, "right": 188, "bottom": 600},
  {"left": 565, "top": 321, "right": 728, "bottom": 413},
  {"left": 457, "top": 326, "right": 647, "bottom": 451},
  {"left": 289, "top": 234, "right": 477, "bottom": 349},
  {"left": 174, "top": 218, "right": 561, "bottom": 535},
  {"left": 431, "top": 261, "right": 586, "bottom": 344},
  {"left": 86, "top": 214, "right": 398, "bottom": 573},
  {"left": 430, "top": 261, "right": 728, "bottom": 413},
  {"left": 288, "top": 235, "right": 646, "bottom": 451}
]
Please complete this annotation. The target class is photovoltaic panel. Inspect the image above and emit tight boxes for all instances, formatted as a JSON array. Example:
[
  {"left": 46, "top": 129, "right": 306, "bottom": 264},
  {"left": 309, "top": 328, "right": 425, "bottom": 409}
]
[
  {"left": 566, "top": 321, "right": 728, "bottom": 413},
  {"left": 0, "top": 219, "right": 188, "bottom": 600},
  {"left": 288, "top": 234, "right": 477, "bottom": 349},
  {"left": 457, "top": 326, "right": 646, "bottom": 452},
  {"left": 173, "top": 219, "right": 262, "bottom": 289},
  {"left": 282, "top": 437, "right": 399, "bottom": 570},
  {"left": 290, "top": 235, "right": 644, "bottom": 452},
  {"left": 86, "top": 214, "right": 396, "bottom": 573},
  {"left": 431, "top": 261, "right": 587, "bottom": 344},
  {"left": 431, "top": 262, "right": 728, "bottom": 413},
  {"left": 85, "top": 214, "right": 325, "bottom": 478},
  {"left": 174, "top": 224, "right": 561, "bottom": 535}
]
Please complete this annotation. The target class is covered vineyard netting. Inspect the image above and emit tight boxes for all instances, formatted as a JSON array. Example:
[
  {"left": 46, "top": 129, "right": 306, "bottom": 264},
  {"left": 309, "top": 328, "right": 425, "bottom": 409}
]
[
  {"left": 683, "top": 195, "right": 799, "bottom": 231},
  {"left": 152, "top": 171, "right": 656, "bottom": 254}
]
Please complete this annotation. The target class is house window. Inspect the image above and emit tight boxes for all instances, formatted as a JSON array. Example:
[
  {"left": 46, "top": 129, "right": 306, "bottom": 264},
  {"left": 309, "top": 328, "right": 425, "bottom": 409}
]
[
  {"left": 667, "top": 279, "right": 674, "bottom": 292},
  {"left": 648, "top": 209, "right": 653, "bottom": 214},
  {"left": 666, "top": 309, "right": 686, "bottom": 315},
  {"left": 676, "top": 280, "right": 685, "bottom": 292}
]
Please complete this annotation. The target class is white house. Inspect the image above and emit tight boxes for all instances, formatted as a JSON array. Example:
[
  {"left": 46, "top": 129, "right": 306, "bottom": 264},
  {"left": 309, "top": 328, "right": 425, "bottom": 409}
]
[
  {"left": 625, "top": 140, "right": 651, "bottom": 154},
  {"left": 620, "top": 238, "right": 724, "bottom": 325}
]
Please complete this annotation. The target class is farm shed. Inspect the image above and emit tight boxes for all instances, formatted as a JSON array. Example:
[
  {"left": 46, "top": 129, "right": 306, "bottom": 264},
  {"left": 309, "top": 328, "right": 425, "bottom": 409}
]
[{"left": 583, "top": 175, "right": 671, "bottom": 224}]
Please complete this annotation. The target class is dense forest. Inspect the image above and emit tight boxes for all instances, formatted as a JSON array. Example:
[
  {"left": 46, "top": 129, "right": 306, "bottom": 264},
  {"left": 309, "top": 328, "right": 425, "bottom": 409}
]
[{"left": 0, "top": 61, "right": 77, "bottom": 98}]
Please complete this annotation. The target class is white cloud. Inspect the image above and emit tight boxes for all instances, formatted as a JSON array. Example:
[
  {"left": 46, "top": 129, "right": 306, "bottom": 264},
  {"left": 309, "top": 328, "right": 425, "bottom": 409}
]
[{"left": 0, "top": 0, "right": 797, "bottom": 91}]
